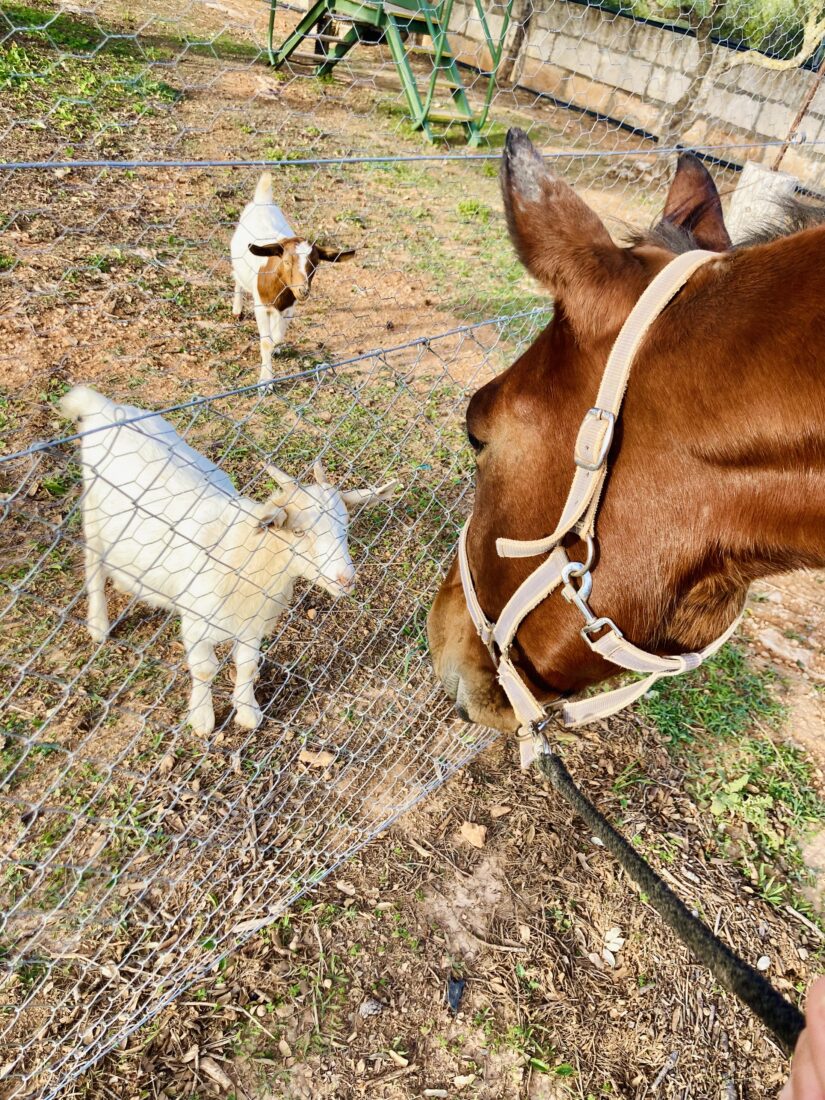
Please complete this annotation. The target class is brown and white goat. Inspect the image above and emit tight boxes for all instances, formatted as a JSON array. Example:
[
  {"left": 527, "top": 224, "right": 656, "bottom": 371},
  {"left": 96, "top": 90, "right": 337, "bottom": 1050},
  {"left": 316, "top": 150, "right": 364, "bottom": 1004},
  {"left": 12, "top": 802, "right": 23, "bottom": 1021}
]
[{"left": 230, "top": 173, "right": 355, "bottom": 382}]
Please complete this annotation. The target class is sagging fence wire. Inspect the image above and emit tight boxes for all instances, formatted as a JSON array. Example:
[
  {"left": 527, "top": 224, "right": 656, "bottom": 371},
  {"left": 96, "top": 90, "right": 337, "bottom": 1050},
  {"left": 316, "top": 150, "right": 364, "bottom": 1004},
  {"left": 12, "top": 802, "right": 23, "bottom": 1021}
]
[
  {"left": 0, "top": 134, "right": 819, "bottom": 172},
  {"left": 2, "top": 0, "right": 825, "bottom": 1094}
]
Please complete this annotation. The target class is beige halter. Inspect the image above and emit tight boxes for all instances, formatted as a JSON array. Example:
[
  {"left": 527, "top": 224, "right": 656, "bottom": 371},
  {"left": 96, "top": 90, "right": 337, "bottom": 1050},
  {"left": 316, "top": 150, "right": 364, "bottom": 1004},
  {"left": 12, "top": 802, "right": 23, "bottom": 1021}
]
[{"left": 459, "top": 250, "right": 743, "bottom": 768}]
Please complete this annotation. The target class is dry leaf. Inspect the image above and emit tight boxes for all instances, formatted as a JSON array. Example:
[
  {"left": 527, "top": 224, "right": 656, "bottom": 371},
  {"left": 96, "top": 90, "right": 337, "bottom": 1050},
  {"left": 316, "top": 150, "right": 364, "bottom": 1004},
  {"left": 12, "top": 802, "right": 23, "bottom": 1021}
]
[
  {"left": 335, "top": 880, "right": 357, "bottom": 897},
  {"left": 181, "top": 1045, "right": 199, "bottom": 1064},
  {"left": 387, "top": 1049, "right": 409, "bottom": 1068},
  {"left": 454, "top": 1075, "right": 476, "bottom": 1089},
  {"left": 460, "top": 821, "right": 487, "bottom": 849},
  {"left": 200, "top": 1056, "right": 237, "bottom": 1093},
  {"left": 490, "top": 805, "right": 511, "bottom": 818},
  {"left": 278, "top": 1039, "right": 292, "bottom": 1058},
  {"left": 299, "top": 749, "right": 336, "bottom": 768},
  {"left": 159, "top": 752, "right": 175, "bottom": 775},
  {"left": 519, "top": 924, "right": 531, "bottom": 944}
]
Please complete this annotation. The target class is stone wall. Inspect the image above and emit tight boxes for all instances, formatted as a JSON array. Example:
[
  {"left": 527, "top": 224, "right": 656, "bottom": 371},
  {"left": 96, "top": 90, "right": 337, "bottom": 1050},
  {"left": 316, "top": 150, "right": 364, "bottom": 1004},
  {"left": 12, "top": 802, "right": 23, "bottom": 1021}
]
[{"left": 447, "top": 1, "right": 825, "bottom": 184}]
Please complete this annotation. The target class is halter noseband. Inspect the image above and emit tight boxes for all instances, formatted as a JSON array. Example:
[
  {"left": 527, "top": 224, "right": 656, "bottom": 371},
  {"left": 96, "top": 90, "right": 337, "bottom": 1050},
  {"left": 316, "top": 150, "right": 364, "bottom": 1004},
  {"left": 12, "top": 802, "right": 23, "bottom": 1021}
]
[{"left": 459, "top": 250, "right": 743, "bottom": 767}]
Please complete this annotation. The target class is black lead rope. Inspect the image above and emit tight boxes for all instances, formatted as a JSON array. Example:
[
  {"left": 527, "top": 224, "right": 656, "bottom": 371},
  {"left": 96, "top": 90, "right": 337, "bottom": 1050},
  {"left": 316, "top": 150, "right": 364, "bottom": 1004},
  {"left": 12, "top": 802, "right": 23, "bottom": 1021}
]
[{"left": 535, "top": 751, "right": 805, "bottom": 1056}]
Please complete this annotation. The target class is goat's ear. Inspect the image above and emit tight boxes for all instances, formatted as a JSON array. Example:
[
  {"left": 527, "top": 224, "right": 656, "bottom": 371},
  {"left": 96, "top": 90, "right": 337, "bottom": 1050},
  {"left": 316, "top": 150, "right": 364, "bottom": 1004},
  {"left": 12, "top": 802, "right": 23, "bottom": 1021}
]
[
  {"left": 315, "top": 245, "right": 356, "bottom": 263},
  {"left": 341, "top": 478, "right": 401, "bottom": 510},
  {"left": 500, "top": 128, "right": 634, "bottom": 339},
  {"left": 661, "top": 152, "right": 732, "bottom": 252},
  {"left": 249, "top": 242, "right": 285, "bottom": 257}
]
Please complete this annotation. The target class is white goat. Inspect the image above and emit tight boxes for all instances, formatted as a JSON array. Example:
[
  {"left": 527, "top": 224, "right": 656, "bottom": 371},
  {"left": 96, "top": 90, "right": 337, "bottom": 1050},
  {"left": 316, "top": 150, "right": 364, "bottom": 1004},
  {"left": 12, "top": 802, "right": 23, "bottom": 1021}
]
[
  {"left": 230, "top": 173, "right": 355, "bottom": 382},
  {"left": 61, "top": 385, "right": 398, "bottom": 736}
]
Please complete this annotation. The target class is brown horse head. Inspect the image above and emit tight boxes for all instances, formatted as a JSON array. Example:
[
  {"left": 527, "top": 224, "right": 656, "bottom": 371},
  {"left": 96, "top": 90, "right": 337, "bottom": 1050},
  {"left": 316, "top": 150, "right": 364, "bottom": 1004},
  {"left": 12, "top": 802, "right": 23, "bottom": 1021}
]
[{"left": 428, "top": 129, "right": 825, "bottom": 733}]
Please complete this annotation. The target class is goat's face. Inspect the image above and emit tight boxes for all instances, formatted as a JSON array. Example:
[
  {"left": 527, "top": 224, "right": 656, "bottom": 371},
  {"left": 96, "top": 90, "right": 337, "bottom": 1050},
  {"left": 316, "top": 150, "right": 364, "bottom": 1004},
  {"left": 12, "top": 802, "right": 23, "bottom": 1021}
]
[
  {"left": 267, "top": 462, "right": 400, "bottom": 598},
  {"left": 250, "top": 240, "right": 356, "bottom": 308},
  {"left": 284, "top": 240, "right": 315, "bottom": 302}
]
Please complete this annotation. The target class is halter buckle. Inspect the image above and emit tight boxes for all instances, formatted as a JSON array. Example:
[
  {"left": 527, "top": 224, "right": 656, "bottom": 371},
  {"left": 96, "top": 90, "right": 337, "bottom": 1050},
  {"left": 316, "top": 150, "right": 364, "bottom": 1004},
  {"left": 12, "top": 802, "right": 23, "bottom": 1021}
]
[
  {"left": 575, "top": 407, "right": 615, "bottom": 471},
  {"left": 581, "top": 616, "right": 623, "bottom": 644}
]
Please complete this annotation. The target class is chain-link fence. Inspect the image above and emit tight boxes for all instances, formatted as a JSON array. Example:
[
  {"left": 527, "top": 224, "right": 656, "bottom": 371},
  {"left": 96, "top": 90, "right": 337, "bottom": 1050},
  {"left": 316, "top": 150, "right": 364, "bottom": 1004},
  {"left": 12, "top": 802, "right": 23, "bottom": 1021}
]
[{"left": 1, "top": 0, "right": 824, "bottom": 1095}]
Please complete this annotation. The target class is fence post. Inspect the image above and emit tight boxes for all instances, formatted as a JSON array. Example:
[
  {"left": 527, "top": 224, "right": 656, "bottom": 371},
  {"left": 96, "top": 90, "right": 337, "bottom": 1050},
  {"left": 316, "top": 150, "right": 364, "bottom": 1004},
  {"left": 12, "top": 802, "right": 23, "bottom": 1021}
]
[{"left": 725, "top": 160, "right": 799, "bottom": 245}]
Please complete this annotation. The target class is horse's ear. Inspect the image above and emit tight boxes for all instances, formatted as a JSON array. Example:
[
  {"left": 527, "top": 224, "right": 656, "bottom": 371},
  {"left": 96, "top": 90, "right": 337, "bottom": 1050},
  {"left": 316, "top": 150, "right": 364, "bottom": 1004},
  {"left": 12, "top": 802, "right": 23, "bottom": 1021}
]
[
  {"left": 500, "top": 128, "right": 632, "bottom": 339},
  {"left": 661, "top": 153, "right": 732, "bottom": 252}
]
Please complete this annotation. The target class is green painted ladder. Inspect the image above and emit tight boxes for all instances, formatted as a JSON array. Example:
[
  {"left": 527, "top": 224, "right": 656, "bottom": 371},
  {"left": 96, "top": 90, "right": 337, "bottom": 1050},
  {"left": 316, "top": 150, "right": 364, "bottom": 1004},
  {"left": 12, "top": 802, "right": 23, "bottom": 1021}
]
[{"left": 267, "top": 0, "right": 514, "bottom": 146}]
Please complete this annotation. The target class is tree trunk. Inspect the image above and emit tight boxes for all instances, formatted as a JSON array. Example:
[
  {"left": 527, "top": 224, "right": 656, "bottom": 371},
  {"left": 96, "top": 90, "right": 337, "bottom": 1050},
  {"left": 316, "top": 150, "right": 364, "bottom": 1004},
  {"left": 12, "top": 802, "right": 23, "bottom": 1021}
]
[{"left": 498, "top": 0, "right": 533, "bottom": 85}]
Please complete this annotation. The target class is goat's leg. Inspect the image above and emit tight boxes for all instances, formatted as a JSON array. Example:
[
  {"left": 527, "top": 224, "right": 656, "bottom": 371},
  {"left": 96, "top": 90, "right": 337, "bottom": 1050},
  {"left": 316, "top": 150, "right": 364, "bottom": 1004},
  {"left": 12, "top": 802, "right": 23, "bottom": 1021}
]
[
  {"left": 232, "top": 640, "right": 262, "bottom": 730},
  {"left": 85, "top": 543, "right": 110, "bottom": 643},
  {"left": 181, "top": 617, "right": 218, "bottom": 736},
  {"left": 232, "top": 279, "right": 244, "bottom": 320},
  {"left": 253, "top": 299, "right": 274, "bottom": 383},
  {"left": 270, "top": 309, "right": 289, "bottom": 357}
]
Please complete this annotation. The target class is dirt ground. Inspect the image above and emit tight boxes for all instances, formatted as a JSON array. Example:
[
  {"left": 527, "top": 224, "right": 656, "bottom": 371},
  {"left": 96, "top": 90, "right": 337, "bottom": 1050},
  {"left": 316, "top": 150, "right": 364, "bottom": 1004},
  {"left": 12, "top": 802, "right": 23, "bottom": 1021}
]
[{"left": 0, "top": 2, "right": 823, "bottom": 1099}]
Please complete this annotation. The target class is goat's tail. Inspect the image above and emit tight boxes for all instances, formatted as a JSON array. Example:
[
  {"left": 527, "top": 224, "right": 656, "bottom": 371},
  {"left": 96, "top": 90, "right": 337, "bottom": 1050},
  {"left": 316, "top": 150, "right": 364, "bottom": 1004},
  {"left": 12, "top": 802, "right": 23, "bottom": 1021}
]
[
  {"left": 254, "top": 171, "right": 274, "bottom": 205},
  {"left": 59, "top": 384, "right": 114, "bottom": 424}
]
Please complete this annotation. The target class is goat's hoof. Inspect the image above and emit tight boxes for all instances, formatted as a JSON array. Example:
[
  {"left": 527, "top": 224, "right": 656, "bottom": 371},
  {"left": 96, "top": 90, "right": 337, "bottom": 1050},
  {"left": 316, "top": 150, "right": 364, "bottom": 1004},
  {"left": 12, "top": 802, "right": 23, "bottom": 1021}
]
[
  {"left": 232, "top": 309, "right": 243, "bottom": 322},
  {"left": 187, "top": 707, "right": 215, "bottom": 737},
  {"left": 87, "top": 623, "right": 109, "bottom": 644},
  {"left": 234, "top": 704, "right": 262, "bottom": 730}
]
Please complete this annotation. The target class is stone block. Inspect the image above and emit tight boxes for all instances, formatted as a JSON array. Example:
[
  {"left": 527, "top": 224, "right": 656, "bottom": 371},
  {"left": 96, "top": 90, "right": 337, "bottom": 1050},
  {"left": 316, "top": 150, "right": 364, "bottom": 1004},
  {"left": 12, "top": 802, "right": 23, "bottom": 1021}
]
[
  {"left": 646, "top": 65, "right": 691, "bottom": 106},
  {"left": 756, "top": 98, "right": 797, "bottom": 139}
]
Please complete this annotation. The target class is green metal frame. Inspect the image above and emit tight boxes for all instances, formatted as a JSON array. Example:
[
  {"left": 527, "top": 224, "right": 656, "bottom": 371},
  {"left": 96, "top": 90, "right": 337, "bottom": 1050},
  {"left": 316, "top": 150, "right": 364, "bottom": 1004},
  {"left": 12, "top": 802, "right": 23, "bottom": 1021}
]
[{"left": 267, "top": 0, "right": 514, "bottom": 145}]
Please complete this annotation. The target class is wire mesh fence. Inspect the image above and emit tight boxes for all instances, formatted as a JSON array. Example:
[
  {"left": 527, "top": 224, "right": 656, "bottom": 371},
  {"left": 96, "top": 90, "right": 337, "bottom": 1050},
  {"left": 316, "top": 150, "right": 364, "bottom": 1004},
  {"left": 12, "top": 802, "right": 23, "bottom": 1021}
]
[{"left": 1, "top": 0, "right": 824, "bottom": 1095}]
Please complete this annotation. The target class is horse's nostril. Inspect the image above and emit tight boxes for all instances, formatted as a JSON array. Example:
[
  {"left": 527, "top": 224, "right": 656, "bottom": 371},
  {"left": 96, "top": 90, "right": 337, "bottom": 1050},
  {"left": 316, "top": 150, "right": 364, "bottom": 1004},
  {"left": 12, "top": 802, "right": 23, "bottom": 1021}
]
[
  {"left": 442, "top": 671, "right": 459, "bottom": 699},
  {"left": 454, "top": 702, "right": 471, "bottom": 723}
]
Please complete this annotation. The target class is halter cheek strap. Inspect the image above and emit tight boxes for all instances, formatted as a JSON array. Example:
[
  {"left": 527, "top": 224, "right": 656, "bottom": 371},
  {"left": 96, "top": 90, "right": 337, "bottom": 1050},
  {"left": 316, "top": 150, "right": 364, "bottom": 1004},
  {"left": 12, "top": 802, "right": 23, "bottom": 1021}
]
[{"left": 459, "top": 250, "right": 744, "bottom": 767}]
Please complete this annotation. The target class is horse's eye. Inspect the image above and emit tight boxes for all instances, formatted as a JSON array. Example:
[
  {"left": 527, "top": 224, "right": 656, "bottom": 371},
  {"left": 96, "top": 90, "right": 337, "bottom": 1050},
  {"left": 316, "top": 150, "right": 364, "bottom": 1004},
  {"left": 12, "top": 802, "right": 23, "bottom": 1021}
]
[{"left": 467, "top": 431, "right": 486, "bottom": 454}]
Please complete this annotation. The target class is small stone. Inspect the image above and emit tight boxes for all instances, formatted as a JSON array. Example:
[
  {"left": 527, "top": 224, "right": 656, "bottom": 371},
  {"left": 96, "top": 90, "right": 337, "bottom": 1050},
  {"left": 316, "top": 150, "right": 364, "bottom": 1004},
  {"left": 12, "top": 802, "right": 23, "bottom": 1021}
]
[
  {"left": 519, "top": 924, "right": 531, "bottom": 944},
  {"left": 454, "top": 1075, "right": 476, "bottom": 1090},
  {"left": 459, "top": 821, "right": 487, "bottom": 849},
  {"left": 757, "top": 628, "right": 813, "bottom": 668},
  {"left": 602, "top": 948, "right": 616, "bottom": 968},
  {"left": 307, "top": 608, "right": 317, "bottom": 620},
  {"left": 299, "top": 749, "right": 336, "bottom": 768},
  {"left": 757, "top": 955, "right": 771, "bottom": 971},
  {"left": 278, "top": 1039, "right": 292, "bottom": 1058}
]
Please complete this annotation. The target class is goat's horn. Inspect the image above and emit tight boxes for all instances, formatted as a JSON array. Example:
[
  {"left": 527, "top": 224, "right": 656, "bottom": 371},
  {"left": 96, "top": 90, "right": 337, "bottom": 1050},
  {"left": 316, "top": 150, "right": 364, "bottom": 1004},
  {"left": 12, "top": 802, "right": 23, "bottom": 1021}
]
[
  {"left": 266, "top": 464, "right": 297, "bottom": 494},
  {"left": 313, "top": 459, "right": 330, "bottom": 485}
]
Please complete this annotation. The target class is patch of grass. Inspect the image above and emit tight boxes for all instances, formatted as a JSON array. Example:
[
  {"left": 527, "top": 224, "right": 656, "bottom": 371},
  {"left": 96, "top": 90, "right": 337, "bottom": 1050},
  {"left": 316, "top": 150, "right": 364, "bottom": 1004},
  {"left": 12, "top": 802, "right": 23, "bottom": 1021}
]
[
  {"left": 640, "top": 644, "right": 782, "bottom": 746},
  {"left": 641, "top": 644, "right": 823, "bottom": 914},
  {"left": 0, "top": 251, "right": 15, "bottom": 272},
  {"left": 0, "top": 2, "right": 180, "bottom": 141},
  {"left": 456, "top": 198, "right": 491, "bottom": 223}
]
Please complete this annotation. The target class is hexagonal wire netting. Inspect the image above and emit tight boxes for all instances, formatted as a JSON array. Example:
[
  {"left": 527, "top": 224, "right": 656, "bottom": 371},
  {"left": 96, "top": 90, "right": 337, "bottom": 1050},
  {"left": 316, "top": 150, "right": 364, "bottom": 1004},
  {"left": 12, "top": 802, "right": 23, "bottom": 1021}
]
[{"left": 0, "top": 0, "right": 824, "bottom": 1093}]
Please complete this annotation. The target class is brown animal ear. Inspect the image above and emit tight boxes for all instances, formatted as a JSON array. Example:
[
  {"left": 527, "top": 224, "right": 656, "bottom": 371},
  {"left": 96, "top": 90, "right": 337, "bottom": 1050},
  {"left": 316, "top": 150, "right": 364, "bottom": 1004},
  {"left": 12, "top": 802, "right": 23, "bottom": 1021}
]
[
  {"left": 315, "top": 245, "right": 356, "bottom": 262},
  {"left": 661, "top": 153, "right": 732, "bottom": 252},
  {"left": 249, "top": 242, "right": 285, "bottom": 257},
  {"left": 500, "top": 128, "right": 630, "bottom": 337}
]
